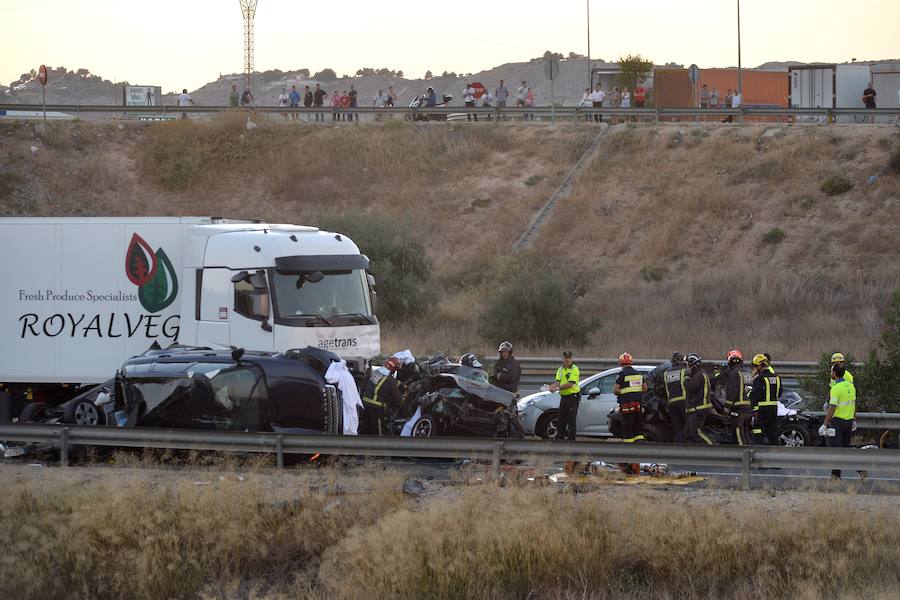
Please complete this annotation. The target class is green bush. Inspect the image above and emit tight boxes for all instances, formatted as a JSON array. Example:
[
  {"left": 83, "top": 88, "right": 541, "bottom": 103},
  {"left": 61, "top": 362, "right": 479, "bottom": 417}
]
[
  {"left": 524, "top": 174, "right": 544, "bottom": 187},
  {"left": 800, "top": 352, "right": 859, "bottom": 410},
  {"left": 762, "top": 228, "right": 785, "bottom": 244},
  {"left": 314, "top": 213, "right": 434, "bottom": 322},
  {"left": 477, "top": 254, "right": 598, "bottom": 348},
  {"left": 639, "top": 265, "right": 668, "bottom": 282},
  {"left": 861, "top": 290, "right": 900, "bottom": 412},
  {"left": 820, "top": 175, "right": 852, "bottom": 196}
]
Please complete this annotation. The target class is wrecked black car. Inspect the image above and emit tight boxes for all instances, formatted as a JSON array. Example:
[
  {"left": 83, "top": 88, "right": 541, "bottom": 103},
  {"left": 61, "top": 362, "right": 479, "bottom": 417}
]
[
  {"left": 392, "top": 354, "right": 523, "bottom": 438},
  {"left": 15, "top": 346, "right": 345, "bottom": 435}
]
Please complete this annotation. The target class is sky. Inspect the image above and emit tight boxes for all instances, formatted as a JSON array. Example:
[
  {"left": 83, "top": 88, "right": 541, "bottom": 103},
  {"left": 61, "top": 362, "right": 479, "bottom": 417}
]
[{"left": 1, "top": 0, "right": 898, "bottom": 92}]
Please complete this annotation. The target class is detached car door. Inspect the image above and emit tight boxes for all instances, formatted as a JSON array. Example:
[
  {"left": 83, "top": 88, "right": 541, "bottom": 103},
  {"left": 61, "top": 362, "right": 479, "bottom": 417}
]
[{"left": 576, "top": 371, "right": 620, "bottom": 436}]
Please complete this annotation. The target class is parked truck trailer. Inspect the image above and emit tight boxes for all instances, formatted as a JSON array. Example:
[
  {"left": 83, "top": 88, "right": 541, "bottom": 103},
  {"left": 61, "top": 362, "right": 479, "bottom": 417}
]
[{"left": 0, "top": 217, "right": 380, "bottom": 416}]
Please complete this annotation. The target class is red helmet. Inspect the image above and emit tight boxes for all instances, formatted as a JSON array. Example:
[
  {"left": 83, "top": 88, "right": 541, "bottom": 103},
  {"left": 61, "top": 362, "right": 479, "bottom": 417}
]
[
  {"left": 618, "top": 352, "right": 633, "bottom": 366},
  {"left": 384, "top": 357, "right": 402, "bottom": 372},
  {"left": 727, "top": 349, "right": 743, "bottom": 363}
]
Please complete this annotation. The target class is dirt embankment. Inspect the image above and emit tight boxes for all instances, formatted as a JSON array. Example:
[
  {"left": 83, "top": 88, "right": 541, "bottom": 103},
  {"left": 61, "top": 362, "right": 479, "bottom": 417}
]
[{"left": 1, "top": 117, "right": 899, "bottom": 357}]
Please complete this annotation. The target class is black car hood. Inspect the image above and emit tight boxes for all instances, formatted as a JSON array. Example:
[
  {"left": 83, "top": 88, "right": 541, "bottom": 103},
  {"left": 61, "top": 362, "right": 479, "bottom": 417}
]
[{"left": 431, "top": 373, "right": 515, "bottom": 407}]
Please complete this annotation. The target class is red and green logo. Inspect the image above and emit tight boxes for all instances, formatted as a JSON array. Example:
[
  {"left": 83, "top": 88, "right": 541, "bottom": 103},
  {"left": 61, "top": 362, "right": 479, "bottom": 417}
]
[{"left": 125, "top": 233, "right": 178, "bottom": 313}]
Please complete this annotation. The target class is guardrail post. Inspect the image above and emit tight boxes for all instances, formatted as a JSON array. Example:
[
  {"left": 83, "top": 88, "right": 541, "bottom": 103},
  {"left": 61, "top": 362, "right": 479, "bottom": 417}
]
[
  {"left": 491, "top": 442, "right": 503, "bottom": 482},
  {"left": 741, "top": 448, "right": 752, "bottom": 491},
  {"left": 60, "top": 427, "right": 70, "bottom": 467},
  {"left": 275, "top": 434, "right": 284, "bottom": 469}
]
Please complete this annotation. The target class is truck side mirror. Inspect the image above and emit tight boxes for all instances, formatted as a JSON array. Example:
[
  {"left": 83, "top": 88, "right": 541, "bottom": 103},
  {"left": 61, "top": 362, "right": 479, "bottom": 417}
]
[
  {"left": 249, "top": 271, "right": 268, "bottom": 290},
  {"left": 260, "top": 321, "right": 272, "bottom": 332},
  {"left": 367, "top": 273, "right": 376, "bottom": 287},
  {"left": 231, "top": 271, "right": 249, "bottom": 284}
]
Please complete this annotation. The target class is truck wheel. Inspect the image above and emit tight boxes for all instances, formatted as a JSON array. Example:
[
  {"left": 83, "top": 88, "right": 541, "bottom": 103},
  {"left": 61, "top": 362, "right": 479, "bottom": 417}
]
[
  {"left": 411, "top": 414, "right": 438, "bottom": 438},
  {"left": 63, "top": 399, "right": 103, "bottom": 426},
  {"left": 323, "top": 391, "right": 342, "bottom": 436},
  {"left": 19, "top": 402, "right": 52, "bottom": 423},
  {"left": 535, "top": 412, "right": 561, "bottom": 440}
]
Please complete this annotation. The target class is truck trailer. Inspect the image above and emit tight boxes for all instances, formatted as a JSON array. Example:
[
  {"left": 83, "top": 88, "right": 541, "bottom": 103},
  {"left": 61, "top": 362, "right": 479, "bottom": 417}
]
[
  {"left": 788, "top": 64, "right": 872, "bottom": 122},
  {"left": 0, "top": 217, "right": 380, "bottom": 415}
]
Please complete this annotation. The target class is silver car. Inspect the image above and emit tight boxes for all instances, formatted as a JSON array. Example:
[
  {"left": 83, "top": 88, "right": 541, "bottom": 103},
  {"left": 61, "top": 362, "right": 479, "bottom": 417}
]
[{"left": 517, "top": 366, "right": 654, "bottom": 439}]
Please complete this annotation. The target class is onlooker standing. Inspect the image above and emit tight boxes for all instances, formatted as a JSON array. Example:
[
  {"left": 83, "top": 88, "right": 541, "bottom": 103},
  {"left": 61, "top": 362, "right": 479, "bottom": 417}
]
[
  {"left": 348, "top": 85, "right": 358, "bottom": 121},
  {"left": 481, "top": 89, "right": 494, "bottom": 108},
  {"left": 313, "top": 83, "right": 327, "bottom": 121},
  {"left": 240, "top": 87, "right": 254, "bottom": 107},
  {"left": 863, "top": 84, "right": 877, "bottom": 123},
  {"left": 516, "top": 80, "right": 529, "bottom": 108},
  {"left": 525, "top": 87, "right": 534, "bottom": 120},
  {"left": 549, "top": 351, "right": 580, "bottom": 440},
  {"left": 387, "top": 86, "right": 396, "bottom": 107},
  {"left": 495, "top": 79, "right": 509, "bottom": 108},
  {"left": 621, "top": 88, "right": 631, "bottom": 108},
  {"left": 373, "top": 88, "right": 387, "bottom": 121},
  {"left": 589, "top": 85, "right": 606, "bottom": 122},
  {"left": 610, "top": 87, "right": 622, "bottom": 108},
  {"left": 277, "top": 87, "right": 290, "bottom": 120},
  {"left": 463, "top": 83, "right": 477, "bottom": 121},
  {"left": 340, "top": 90, "right": 351, "bottom": 121},
  {"left": 634, "top": 85, "right": 646, "bottom": 108},
  {"left": 722, "top": 89, "right": 735, "bottom": 123},
  {"left": 289, "top": 85, "right": 301, "bottom": 120},
  {"left": 580, "top": 88, "right": 591, "bottom": 122},
  {"left": 229, "top": 84, "right": 240, "bottom": 108},
  {"left": 699, "top": 84, "right": 710, "bottom": 109},
  {"left": 710, "top": 85, "right": 720, "bottom": 109},
  {"left": 303, "top": 85, "right": 314, "bottom": 121},
  {"left": 177, "top": 88, "right": 194, "bottom": 119},
  {"left": 330, "top": 89, "right": 341, "bottom": 121}
]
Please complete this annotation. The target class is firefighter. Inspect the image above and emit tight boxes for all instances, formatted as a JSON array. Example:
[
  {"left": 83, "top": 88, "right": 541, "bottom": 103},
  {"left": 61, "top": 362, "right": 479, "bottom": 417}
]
[
  {"left": 613, "top": 352, "right": 647, "bottom": 443},
  {"left": 662, "top": 353, "right": 689, "bottom": 442},
  {"left": 361, "top": 357, "right": 403, "bottom": 435},
  {"left": 750, "top": 353, "right": 781, "bottom": 445},
  {"left": 684, "top": 353, "right": 715, "bottom": 445},
  {"left": 490, "top": 341, "right": 522, "bottom": 394},
  {"left": 723, "top": 349, "right": 752, "bottom": 446}
]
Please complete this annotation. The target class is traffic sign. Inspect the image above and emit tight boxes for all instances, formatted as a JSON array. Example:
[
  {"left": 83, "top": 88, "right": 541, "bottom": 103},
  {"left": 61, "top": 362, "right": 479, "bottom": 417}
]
[
  {"left": 38, "top": 65, "right": 48, "bottom": 86},
  {"left": 471, "top": 81, "right": 486, "bottom": 99},
  {"left": 544, "top": 58, "right": 560, "bottom": 80},
  {"left": 688, "top": 64, "right": 700, "bottom": 84}
]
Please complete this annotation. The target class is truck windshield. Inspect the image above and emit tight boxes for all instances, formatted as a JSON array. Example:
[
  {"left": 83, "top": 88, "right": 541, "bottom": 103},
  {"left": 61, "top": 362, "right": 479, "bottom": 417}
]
[{"left": 272, "top": 269, "right": 371, "bottom": 322}]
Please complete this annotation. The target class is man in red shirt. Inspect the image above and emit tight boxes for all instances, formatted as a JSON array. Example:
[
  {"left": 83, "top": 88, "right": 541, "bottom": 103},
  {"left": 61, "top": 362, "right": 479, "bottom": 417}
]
[{"left": 634, "top": 85, "right": 646, "bottom": 108}]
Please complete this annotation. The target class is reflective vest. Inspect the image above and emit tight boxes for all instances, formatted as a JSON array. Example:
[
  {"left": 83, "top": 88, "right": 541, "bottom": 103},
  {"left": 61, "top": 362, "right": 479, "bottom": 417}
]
[
  {"left": 617, "top": 366, "right": 644, "bottom": 404},
  {"left": 363, "top": 372, "right": 389, "bottom": 406},
  {"left": 754, "top": 367, "right": 781, "bottom": 409},
  {"left": 829, "top": 369, "right": 854, "bottom": 388},
  {"left": 555, "top": 365, "right": 581, "bottom": 396},
  {"left": 663, "top": 367, "right": 687, "bottom": 404},
  {"left": 686, "top": 372, "right": 711, "bottom": 414},
  {"left": 829, "top": 378, "right": 856, "bottom": 421}
]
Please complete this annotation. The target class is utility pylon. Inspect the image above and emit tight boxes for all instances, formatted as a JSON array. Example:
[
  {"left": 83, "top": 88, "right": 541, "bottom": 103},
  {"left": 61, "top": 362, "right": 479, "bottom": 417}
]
[{"left": 239, "top": 0, "right": 259, "bottom": 90}]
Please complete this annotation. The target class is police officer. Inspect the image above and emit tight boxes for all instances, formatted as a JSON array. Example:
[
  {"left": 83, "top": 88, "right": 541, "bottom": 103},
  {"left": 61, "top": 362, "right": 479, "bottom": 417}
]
[
  {"left": 749, "top": 353, "right": 781, "bottom": 445},
  {"left": 550, "top": 351, "right": 580, "bottom": 440},
  {"left": 820, "top": 363, "right": 857, "bottom": 479},
  {"left": 614, "top": 352, "right": 647, "bottom": 443},
  {"left": 723, "top": 349, "right": 752, "bottom": 446},
  {"left": 830, "top": 352, "right": 854, "bottom": 386},
  {"left": 662, "top": 353, "right": 688, "bottom": 442},
  {"left": 361, "top": 357, "right": 403, "bottom": 435},
  {"left": 491, "top": 341, "right": 522, "bottom": 394},
  {"left": 684, "top": 353, "right": 715, "bottom": 445}
]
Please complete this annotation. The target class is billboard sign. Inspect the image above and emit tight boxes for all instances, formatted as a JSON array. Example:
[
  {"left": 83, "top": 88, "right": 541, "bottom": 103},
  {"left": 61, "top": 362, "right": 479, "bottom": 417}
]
[{"left": 124, "top": 86, "right": 162, "bottom": 107}]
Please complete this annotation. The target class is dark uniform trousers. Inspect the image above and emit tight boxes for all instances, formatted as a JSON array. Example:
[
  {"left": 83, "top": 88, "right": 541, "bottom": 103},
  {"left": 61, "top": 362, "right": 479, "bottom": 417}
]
[
  {"left": 558, "top": 394, "right": 580, "bottom": 440},
  {"left": 685, "top": 410, "right": 714, "bottom": 445},
  {"left": 669, "top": 400, "right": 686, "bottom": 443},
  {"left": 754, "top": 406, "right": 779, "bottom": 445},
  {"left": 731, "top": 409, "right": 752, "bottom": 446},
  {"left": 361, "top": 402, "right": 386, "bottom": 435}
]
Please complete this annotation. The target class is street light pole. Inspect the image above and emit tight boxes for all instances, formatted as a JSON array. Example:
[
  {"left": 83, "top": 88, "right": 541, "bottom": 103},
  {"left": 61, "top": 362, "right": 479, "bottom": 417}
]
[
  {"left": 737, "top": 0, "right": 743, "bottom": 95},
  {"left": 587, "top": 0, "right": 592, "bottom": 90}
]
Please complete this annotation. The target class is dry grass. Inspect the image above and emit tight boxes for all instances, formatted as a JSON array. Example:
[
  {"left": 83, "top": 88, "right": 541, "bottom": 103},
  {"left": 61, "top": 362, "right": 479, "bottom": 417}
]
[{"left": 2, "top": 463, "right": 899, "bottom": 600}]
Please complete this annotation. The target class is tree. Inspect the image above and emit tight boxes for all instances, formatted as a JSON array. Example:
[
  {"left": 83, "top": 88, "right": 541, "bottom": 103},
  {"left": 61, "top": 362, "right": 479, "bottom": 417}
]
[
  {"left": 617, "top": 53, "right": 654, "bottom": 90},
  {"left": 542, "top": 50, "right": 564, "bottom": 61},
  {"left": 861, "top": 291, "right": 900, "bottom": 412},
  {"left": 396, "top": 70, "right": 404, "bottom": 78},
  {"left": 424, "top": 70, "right": 433, "bottom": 80},
  {"left": 313, "top": 68, "right": 337, "bottom": 81},
  {"left": 568, "top": 52, "right": 585, "bottom": 60}
]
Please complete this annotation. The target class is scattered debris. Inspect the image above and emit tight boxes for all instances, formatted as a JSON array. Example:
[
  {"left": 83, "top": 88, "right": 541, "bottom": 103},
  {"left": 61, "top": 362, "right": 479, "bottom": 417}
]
[
  {"left": 245, "top": 118, "right": 257, "bottom": 131},
  {"left": 29, "top": 145, "right": 38, "bottom": 156},
  {"left": 323, "top": 498, "right": 343, "bottom": 513},
  {"left": 402, "top": 478, "right": 425, "bottom": 496}
]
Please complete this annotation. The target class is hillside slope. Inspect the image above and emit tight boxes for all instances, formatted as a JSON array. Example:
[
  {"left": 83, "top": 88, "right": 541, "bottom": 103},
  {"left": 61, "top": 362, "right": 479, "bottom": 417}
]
[{"left": 1, "top": 117, "right": 898, "bottom": 358}]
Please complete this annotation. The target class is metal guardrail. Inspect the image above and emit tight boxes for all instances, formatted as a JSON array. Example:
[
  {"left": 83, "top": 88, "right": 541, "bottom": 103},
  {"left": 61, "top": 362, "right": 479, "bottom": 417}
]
[
  {"left": 2, "top": 424, "right": 899, "bottom": 491},
  {"left": 2, "top": 103, "right": 899, "bottom": 122},
  {"left": 807, "top": 412, "right": 900, "bottom": 430}
]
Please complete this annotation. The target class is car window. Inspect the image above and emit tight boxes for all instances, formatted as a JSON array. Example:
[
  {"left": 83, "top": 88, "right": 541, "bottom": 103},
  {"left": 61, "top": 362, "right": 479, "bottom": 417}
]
[
  {"left": 583, "top": 374, "right": 617, "bottom": 395},
  {"left": 206, "top": 366, "right": 268, "bottom": 430}
]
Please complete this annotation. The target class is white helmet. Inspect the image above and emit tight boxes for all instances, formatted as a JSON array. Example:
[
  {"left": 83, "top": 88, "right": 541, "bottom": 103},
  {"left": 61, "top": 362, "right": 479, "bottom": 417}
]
[{"left": 498, "top": 341, "right": 513, "bottom": 353}]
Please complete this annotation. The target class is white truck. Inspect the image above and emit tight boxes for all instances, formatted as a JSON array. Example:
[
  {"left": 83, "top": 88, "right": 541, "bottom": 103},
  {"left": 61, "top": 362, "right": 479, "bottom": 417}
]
[
  {"left": 788, "top": 64, "right": 872, "bottom": 122},
  {"left": 0, "top": 217, "right": 380, "bottom": 415}
]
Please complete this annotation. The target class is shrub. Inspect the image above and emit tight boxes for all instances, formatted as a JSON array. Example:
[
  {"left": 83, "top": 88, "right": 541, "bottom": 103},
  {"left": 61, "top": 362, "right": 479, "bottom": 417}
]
[
  {"left": 820, "top": 175, "right": 852, "bottom": 196},
  {"left": 0, "top": 171, "right": 24, "bottom": 199},
  {"left": 314, "top": 213, "right": 434, "bottom": 323},
  {"left": 861, "top": 290, "right": 900, "bottom": 412},
  {"left": 762, "top": 227, "right": 785, "bottom": 244},
  {"left": 639, "top": 265, "right": 668, "bottom": 282},
  {"left": 524, "top": 174, "right": 544, "bottom": 187},
  {"left": 477, "top": 254, "right": 598, "bottom": 348},
  {"left": 888, "top": 142, "right": 900, "bottom": 175}
]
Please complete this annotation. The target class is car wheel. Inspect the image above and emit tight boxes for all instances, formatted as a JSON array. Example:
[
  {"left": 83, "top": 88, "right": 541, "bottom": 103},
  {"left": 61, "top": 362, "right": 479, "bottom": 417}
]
[
  {"left": 63, "top": 399, "right": 103, "bottom": 426},
  {"left": 19, "top": 402, "right": 54, "bottom": 423},
  {"left": 642, "top": 423, "right": 673, "bottom": 443},
  {"left": 323, "top": 389, "right": 342, "bottom": 436},
  {"left": 411, "top": 414, "right": 438, "bottom": 438},
  {"left": 535, "top": 412, "right": 561, "bottom": 440},
  {"left": 777, "top": 423, "right": 811, "bottom": 447}
]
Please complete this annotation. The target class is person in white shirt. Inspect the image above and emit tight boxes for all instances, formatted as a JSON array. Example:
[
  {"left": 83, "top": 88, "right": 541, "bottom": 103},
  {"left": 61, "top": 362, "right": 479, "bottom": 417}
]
[
  {"left": 589, "top": 86, "right": 606, "bottom": 122},
  {"left": 516, "top": 81, "right": 528, "bottom": 108},
  {"left": 731, "top": 91, "right": 743, "bottom": 108},
  {"left": 463, "top": 83, "right": 478, "bottom": 122},
  {"left": 177, "top": 88, "right": 194, "bottom": 119},
  {"left": 277, "top": 88, "right": 290, "bottom": 120},
  {"left": 621, "top": 89, "right": 631, "bottom": 108}
]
